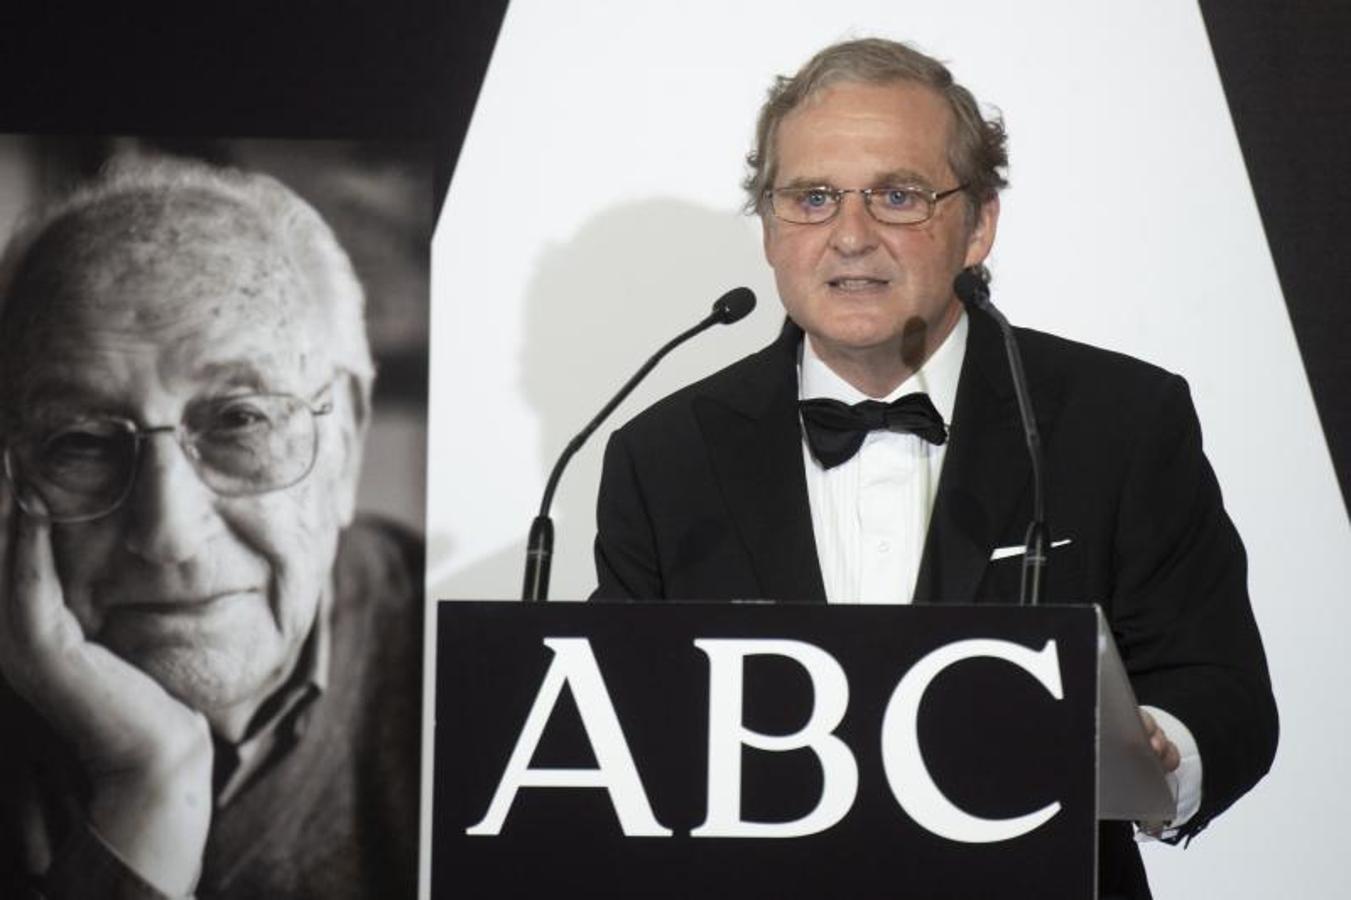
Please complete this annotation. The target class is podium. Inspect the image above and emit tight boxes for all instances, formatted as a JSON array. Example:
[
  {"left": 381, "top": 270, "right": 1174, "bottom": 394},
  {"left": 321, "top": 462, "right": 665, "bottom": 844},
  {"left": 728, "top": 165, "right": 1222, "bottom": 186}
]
[{"left": 432, "top": 602, "right": 1173, "bottom": 899}]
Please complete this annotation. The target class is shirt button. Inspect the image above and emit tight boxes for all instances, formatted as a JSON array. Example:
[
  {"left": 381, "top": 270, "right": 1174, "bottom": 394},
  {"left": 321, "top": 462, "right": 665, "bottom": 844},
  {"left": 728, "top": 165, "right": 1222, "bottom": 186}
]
[{"left": 877, "top": 540, "right": 891, "bottom": 553}]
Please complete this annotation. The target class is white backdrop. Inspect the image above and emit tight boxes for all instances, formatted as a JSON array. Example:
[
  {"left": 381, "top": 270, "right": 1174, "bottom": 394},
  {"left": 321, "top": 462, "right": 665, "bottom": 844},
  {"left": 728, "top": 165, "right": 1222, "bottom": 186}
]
[{"left": 427, "top": 1, "right": 1351, "bottom": 895}]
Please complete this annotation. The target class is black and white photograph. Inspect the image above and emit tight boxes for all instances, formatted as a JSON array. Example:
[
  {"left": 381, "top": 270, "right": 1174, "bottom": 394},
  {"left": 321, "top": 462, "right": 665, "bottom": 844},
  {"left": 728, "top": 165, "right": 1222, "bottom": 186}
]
[{"left": 0, "top": 136, "right": 431, "bottom": 898}]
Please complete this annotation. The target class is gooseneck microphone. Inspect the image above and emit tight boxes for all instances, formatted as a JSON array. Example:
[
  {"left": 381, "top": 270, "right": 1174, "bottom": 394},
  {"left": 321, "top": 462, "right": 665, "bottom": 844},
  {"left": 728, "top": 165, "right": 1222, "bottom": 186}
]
[
  {"left": 521, "top": 287, "right": 757, "bottom": 601},
  {"left": 953, "top": 269, "right": 1049, "bottom": 606}
]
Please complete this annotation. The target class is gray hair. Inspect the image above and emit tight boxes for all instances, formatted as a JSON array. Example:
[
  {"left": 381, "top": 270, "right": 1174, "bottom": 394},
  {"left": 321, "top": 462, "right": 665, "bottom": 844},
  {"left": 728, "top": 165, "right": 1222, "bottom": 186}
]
[
  {"left": 744, "top": 38, "right": 1009, "bottom": 219},
  {"left": 0, "top": 155, "right": 375, "bottom": 408}
]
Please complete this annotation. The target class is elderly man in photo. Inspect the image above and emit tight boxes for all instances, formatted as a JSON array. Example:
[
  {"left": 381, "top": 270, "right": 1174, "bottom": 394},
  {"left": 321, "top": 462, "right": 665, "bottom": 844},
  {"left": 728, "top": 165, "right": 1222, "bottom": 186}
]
[
  {"left": 0, "top": 158, "right": 421, "bottom": 899},
  {"left": 592, "top": 38, "right": 1277, "bottom": 898}
]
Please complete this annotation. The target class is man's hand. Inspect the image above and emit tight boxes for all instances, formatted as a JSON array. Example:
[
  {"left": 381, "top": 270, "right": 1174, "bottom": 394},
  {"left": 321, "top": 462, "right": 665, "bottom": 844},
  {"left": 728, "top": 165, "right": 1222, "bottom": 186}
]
[
  {"left": 1140, "top": 707, "right": 1182, "bottom": 773},
  {"left": 0, "top": 480, "right": 213, "bottom": 897}
]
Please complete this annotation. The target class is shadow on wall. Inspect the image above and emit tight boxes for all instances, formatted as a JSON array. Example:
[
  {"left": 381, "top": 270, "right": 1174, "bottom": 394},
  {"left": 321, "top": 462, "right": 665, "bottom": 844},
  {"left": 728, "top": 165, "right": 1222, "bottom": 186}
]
[{"left": 431, "top": 196, "right": 777, "bottom": 601}]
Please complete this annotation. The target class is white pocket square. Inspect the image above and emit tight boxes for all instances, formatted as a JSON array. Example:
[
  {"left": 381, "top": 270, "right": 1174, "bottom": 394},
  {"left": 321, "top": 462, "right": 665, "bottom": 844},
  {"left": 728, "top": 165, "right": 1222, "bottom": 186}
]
[{"left": 990, "top": 539, "right": 1072, "bottom": 561}]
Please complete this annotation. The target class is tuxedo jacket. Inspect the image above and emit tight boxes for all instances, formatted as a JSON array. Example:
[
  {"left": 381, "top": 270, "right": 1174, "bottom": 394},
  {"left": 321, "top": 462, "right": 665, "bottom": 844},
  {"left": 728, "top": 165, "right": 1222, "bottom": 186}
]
[{"left": 593, "top": 312, "right": 1277, "bottom": 897}]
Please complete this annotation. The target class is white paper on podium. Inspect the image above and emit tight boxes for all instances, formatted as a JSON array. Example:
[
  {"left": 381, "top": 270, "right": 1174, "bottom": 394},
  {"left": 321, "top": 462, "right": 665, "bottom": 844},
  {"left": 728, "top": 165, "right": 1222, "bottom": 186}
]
[{"left": 1095, "top": 606, "right": 1177, "bottom": 822}]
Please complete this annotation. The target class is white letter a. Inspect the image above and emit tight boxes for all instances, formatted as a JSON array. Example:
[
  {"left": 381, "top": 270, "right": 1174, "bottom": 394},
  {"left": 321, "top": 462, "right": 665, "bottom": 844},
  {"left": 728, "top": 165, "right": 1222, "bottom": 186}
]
[{"left": 466, "top": 637, "right": 671, "bottom": 837}]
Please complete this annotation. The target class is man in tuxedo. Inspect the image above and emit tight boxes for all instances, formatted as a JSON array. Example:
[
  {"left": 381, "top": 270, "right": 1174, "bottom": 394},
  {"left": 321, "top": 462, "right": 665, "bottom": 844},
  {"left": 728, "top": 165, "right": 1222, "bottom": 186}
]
[{"left": 592, "top": 38, "right": 1276, "bottom": 898}]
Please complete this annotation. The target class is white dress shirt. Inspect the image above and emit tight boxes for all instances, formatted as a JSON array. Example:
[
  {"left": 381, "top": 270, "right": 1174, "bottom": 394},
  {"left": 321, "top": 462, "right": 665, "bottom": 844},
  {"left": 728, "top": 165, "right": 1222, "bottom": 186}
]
[
  {"left": 800, "top": 313, "right": 967, "bottom": 605},
  {"left": 796, "top": 310, "right": 1201, "bottom": 829}
]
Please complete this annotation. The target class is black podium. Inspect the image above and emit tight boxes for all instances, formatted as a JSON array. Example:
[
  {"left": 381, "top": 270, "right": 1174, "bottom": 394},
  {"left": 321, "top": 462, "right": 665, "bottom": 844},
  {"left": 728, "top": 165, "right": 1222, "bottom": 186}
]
[{"left": 431, "top": 602, "right": 1172, "bottom": 899}]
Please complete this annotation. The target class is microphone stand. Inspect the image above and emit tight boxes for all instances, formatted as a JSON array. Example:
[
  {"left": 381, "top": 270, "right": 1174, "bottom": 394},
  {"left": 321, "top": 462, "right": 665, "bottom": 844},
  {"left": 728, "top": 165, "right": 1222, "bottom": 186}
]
[
  {"left": 522, "top": 288, "right": 756, "bottom": 601},
  {"left": 953, "top": 270, "right": 1048, "bottom": 605}
]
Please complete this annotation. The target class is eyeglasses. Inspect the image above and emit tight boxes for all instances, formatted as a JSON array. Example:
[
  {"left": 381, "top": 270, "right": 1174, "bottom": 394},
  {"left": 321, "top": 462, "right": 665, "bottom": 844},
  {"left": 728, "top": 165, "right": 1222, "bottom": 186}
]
[
  {"left": 2, "top": 384, "right": 336, "bottom": 523},
  {"left": 764, "top": 183, "right": 968, "bottom": 226}
]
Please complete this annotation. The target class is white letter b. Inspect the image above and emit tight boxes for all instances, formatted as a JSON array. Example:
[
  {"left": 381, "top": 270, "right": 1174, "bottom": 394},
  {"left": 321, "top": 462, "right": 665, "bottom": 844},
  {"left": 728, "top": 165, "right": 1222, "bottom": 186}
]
[{"left": 692, "top": 639, "right": 857, "bottom": 838}]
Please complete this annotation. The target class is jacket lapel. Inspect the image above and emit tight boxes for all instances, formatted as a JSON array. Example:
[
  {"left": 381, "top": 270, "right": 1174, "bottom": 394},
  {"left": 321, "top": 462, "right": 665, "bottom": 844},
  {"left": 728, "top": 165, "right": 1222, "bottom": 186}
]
[
  {"left": 915, "top": 312, "right": 1049, "bottom": 605},
  {"left": 689, "top": 313, "right": 1061, "bottom": 606},
  {"left": 693, "top": 322, "right": 827, "bottom": 604}
]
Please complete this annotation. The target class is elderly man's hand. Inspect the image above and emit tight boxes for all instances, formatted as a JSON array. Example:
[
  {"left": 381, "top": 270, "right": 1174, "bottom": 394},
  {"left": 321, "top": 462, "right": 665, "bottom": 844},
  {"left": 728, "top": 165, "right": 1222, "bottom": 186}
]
[
  {"left": 0, "top": 480, "right": 213, "bottom": 897},
  {"left": 1140, "top": 707, "right": 1182, "bottom": 773}
]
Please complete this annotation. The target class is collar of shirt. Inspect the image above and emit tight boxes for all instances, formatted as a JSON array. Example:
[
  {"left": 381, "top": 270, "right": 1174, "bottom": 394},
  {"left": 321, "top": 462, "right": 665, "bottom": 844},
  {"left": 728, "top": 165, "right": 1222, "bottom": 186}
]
[
  {"left": 799, "top": 310, "right": 967, "bottom": 420},
  {"left": 798, "top": 312, "right": 969, "bottom": 604},
  {"left": 214, "top": 582, "right": 333, "bottom": 806}
]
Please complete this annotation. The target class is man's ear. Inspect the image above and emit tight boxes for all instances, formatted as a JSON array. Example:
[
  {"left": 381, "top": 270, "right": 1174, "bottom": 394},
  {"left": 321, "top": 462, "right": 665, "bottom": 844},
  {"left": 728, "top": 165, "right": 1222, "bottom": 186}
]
[
  {"left": 330, "top": 371, "right": 371, "bottom": 528},
  {"left": 962, "top": 195, "right": 1000, "bottom": 269}
]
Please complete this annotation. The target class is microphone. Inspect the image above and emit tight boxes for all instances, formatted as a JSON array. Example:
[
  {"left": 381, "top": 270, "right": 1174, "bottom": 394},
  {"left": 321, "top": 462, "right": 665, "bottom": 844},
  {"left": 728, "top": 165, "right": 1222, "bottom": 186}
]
[
  {"left": 952, "top": 268, "right": 991, "bottom": 309},
  {"left": 712, "top": 286, "right": 756, "bottom": 324},
  {"left": 522, "top": 287, "right": 758, "bottom": 601},
  {"left": 953, "top": 269, "right": 1049, "bottom": 606}
]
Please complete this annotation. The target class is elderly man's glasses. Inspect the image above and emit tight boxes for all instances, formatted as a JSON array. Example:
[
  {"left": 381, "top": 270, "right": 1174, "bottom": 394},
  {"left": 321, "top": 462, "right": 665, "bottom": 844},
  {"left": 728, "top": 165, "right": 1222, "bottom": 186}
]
[
  {"left": 765, "top": 184, "right": 968, "bottom": 226},
  {"left": 3, "top": 386, "right": 335, "bottom": 524}
]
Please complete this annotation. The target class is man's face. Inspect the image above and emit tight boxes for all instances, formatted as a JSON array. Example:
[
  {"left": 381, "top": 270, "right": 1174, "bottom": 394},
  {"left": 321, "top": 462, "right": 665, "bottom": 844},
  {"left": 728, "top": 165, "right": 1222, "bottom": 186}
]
[
  {"left": 762, "top": 79, "right": 998, "bottom": 373},
  {"left": 7, "top": 193, "right": 363, "bottom": 727}
]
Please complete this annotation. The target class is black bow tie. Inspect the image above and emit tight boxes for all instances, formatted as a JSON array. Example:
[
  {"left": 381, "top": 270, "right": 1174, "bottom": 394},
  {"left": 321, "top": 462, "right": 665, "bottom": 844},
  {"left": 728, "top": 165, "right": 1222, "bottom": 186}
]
[{"left": 799, "top": 394, "right": 948, "bottom": 469}]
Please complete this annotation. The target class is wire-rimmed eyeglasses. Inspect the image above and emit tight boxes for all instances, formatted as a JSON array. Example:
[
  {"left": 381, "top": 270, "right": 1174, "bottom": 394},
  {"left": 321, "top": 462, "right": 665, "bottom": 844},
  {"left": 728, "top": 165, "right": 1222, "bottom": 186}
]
[
  {"left": 764, "top": 183, "right": 968, "bottom": 226},
  {"left": 2, "top": 382, "right": 337, "bottom": 524}
]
